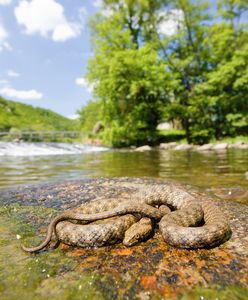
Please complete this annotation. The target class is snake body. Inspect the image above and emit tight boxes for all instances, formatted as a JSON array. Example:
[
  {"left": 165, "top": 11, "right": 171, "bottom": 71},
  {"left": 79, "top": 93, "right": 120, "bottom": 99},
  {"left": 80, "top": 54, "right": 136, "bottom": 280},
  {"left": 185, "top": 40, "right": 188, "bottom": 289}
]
[{"left": 22, "top": 183, "right": 231, "bottom": 253}]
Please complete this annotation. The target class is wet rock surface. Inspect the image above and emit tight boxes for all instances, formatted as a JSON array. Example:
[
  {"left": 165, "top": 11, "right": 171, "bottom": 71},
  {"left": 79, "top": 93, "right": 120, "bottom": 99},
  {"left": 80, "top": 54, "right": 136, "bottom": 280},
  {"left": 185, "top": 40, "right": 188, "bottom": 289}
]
[
  {"left": 135, "top": 145, "right": 152, "bottom": 152},
  {"left": 207, "top": 187, "right": 248, "bottom": 205},
  {"left": 0, "top": 177, "right": 247, "bottom": 300}
]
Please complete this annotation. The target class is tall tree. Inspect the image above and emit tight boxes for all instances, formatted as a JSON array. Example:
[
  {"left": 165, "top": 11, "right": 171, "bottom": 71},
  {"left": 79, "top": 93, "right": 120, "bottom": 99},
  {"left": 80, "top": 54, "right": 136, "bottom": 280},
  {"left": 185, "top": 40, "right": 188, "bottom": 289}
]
[
  {"left": 157, "top": 0, "right": 212, "bottom": 143},
  {"left": 81, "top": 0, "right": 248, "bottom": 146},
  {"left": 86, "top": 0, "right": 170, "bottom": 146}
]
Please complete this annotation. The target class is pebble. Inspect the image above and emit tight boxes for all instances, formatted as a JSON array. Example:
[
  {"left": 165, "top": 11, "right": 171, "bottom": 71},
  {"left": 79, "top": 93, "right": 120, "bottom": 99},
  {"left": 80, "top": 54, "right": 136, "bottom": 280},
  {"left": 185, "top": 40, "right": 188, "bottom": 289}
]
[
  {"left": 135, "top": 145, "right": 152, "bottom": 152},
  {"left": 159, "top": 142, "right": 177, "bottom": 150},
  {"left": 196, "top": 143, "right": 214, "bottom": 151},
  {"left": 174, "top": 144, "right": 193, "bottom": 150},
  {"left": 212, "top": 143, "right": 228, "bottom": 150}
]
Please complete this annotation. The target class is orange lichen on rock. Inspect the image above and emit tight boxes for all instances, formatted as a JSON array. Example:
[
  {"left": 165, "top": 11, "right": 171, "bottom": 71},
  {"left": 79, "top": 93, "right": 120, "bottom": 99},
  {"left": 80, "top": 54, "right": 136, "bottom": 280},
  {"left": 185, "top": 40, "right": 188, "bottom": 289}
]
[
  {"left": 66, "top": 248, "right": 87, "bottom": 257},
  {"left": 112, "top": 248, "right": 133, "bottom": 256},
  {"left": 215, "top": 249, "right": 232, "bottom": 264},
  {"left": 140, "top": 276, "right": 158, "bottom": 291}
]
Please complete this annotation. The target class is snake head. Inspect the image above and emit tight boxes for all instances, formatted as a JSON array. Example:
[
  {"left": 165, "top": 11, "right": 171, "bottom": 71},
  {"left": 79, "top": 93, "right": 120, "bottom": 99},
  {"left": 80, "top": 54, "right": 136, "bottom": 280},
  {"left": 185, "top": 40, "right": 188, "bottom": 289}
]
[{"left": 123, "top": 217, "right": 153, "bottom": 246}]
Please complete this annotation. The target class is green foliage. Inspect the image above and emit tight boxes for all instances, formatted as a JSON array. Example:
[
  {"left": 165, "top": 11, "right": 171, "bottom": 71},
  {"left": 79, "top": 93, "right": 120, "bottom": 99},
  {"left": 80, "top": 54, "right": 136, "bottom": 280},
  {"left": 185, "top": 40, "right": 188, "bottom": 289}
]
[
  {"left": 78, "top": 100, "right": 103, "bottom": 134},
  {"left": 88, "top": 41, "right": 170, "bottom": 146},
  {"left": 79, "top": 0, "right": 248, "bottom": 146},
  {"left": 102, "top": 102, "right": 161, "bottom": 147},
  {"left": 0, "top": 97, "right": 78, "bottom": 140},
  {"left": 158, "top": 129, "right": 186, "bottom": 143}
]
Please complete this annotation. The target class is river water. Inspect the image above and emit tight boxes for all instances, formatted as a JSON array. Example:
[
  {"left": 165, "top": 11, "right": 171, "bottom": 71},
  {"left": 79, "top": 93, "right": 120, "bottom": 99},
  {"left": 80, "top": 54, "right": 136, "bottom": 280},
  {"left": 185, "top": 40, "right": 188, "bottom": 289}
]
[{"left": 0, "top": 142, "right": 247, "bottom": 192}]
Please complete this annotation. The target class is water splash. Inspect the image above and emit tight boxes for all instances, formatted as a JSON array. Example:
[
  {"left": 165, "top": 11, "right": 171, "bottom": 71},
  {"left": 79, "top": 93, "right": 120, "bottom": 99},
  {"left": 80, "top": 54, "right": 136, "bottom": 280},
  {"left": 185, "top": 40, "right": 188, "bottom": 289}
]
[{"left": 0, "top": 142, "right": 108, "bottom": 157}]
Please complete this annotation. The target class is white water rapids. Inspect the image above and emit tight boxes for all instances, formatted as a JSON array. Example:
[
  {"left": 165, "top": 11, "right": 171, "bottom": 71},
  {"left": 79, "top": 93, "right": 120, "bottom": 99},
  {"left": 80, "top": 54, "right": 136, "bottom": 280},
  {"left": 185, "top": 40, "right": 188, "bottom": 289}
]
[{"left": 0, "top": 142, "right": 108, "bottom": 156}]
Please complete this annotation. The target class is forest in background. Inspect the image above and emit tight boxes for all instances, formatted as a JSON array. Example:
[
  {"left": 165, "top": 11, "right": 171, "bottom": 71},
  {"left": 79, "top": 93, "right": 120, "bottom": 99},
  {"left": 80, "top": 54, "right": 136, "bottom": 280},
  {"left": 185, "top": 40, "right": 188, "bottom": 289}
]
[
  {"left": 0, "top": 97, "right": 78, "bottom": 139},
  {"left": 79, "top": 0, "right": 248, "bottom": 146}
]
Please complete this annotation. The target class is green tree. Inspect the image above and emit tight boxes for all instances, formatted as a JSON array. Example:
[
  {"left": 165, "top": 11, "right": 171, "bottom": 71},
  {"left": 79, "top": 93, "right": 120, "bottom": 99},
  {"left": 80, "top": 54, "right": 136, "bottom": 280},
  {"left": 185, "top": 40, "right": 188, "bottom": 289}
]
[
  {"left": 159, "top": 0, "right": 213, "bottom": 143},
  {"left": 78, "top": 100, "right": 103, "bottom": 133},
  {"left": 160, "top": 0, "right": 248, "bottom": 143},
  {"left": 86, "top": 1, "right": 171, "bottom": 146},
  {"left": 80, "top": 0, "right": 248, "bottom": 146},
  {"left": 89, "top": 45, "right": 170, "bottom": 146}
]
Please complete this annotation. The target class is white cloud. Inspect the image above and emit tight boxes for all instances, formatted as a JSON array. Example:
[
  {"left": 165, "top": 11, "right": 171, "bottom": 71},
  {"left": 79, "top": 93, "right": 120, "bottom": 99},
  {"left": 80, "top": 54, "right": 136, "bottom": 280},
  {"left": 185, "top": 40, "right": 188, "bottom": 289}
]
[
  {"left": 93, "top": 0, "right": 103, "bottom": 8},
  {"left": 158, "top": 9, "right": 184, "bottom": 36},
  {"left": 75, "top": 77, "right": 94, "bottom": 93},
  {"left": 52, "top": 23, "right": 79, "bottom": 41},
  {"left": 0, "top": 23, "right": 11, "bottom": 52},
  {"left": 0, "top": 0, "right": 12, "bottom": 5},
  {"left": 67, "top": 114, "right": 79, "bottom": 120},
  {"left": 14, "top": 0, "right": 82, "bottom": 42},
  {"left": 7, "top": 69, "right": 20, "bottom": 77},
  {"left": 0, "top": 87, "right": 43, "bottom": 100}
]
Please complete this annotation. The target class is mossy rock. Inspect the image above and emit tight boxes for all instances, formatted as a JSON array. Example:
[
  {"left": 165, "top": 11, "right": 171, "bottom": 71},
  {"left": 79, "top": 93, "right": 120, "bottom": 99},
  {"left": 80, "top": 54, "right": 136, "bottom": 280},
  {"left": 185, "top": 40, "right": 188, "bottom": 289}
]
[{"left": 0, "top": 177, "right": 247, "bottom": 299}]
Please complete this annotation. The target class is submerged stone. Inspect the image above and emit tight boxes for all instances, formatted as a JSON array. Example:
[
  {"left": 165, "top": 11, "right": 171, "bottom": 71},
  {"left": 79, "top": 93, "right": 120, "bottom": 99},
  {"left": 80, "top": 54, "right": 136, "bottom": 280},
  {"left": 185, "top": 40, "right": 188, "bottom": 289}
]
[{"left": 0, "top": 177, "right": 247, "bottom": 299}]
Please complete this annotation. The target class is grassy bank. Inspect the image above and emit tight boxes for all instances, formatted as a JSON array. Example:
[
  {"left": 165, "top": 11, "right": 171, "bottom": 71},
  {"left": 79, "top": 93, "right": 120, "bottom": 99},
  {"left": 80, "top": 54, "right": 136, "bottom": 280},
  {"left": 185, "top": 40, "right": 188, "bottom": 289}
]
[
  {"left": 158, "top": 129, "right": 248, "bottom": 145},
  {"left": 0, "top": 97, "right": 80, "bottom": 142}
]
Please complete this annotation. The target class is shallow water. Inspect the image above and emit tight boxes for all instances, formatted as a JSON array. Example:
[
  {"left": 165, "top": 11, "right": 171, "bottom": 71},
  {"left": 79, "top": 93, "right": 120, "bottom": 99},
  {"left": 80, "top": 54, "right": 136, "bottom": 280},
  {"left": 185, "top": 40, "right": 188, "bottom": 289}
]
[{"left": 0, "top": 144, "right": 247, "bottom": 191}]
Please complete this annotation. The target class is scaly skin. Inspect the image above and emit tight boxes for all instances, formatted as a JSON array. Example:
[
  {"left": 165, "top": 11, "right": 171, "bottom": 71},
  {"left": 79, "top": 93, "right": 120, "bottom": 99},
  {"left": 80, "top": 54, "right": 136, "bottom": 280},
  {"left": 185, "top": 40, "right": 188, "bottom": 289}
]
[
  {"left": 22, "top": 203, "right": 163, "bottom": 252},
  {"left": 22, "top": 183, "right": 232, "bottom": 253}
]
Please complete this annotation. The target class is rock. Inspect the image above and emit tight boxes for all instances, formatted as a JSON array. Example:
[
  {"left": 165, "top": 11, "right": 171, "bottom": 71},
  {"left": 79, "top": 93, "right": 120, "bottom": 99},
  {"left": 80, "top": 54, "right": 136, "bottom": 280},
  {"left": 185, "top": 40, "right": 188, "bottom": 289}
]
[
  {"left": 0, "top": 177, "right": 247, "bottom": 299},
  {"left": 135, "top": 145, "right": 152, "bottom": 152},
  {"left": 208, "top": 187, "right": 248, "bottom": 204},
  {"left": 196, "top": 143, "right": 214, "bottom": 151},
  {"left": 228, "top": 141, "right": 245, "bottom": 148},
  {"left": 156, "top": 122, "right": 174, "bottom": 130},
  {"left": 228, "top": 142, "right": 238, "bottom": 149},
  {"left": 174, "top": 144, "right": 193, "bottom": 150},
  {"left": 13, "top": 138, "right": 21, "bottom": 143},
  {"left": 159, "top": 142, "right": 177, "bottom": 150},
  {"left": 233, "top": 144, "right": 248, "bottom": 149},
  {"left": 212, "top": 143, "right": 228, "bottom": 150}
]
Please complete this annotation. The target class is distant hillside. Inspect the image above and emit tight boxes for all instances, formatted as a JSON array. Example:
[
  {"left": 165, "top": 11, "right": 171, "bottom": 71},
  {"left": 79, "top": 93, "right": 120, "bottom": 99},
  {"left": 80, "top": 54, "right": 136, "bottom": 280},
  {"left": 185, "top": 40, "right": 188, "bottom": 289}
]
[{"left": 0, "top": 96, "right": 78, "bottom": 133}]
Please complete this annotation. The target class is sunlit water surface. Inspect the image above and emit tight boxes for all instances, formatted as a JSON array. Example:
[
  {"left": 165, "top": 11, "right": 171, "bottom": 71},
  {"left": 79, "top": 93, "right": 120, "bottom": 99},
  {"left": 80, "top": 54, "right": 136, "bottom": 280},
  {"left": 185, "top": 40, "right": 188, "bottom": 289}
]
[{"left": 0, "top": 142, "right": 247, "bottom": 191}]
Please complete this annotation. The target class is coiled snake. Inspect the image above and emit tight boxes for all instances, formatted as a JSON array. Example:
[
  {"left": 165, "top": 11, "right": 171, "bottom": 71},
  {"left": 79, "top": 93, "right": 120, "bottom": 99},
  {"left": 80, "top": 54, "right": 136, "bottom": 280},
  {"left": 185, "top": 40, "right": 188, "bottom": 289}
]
[{"left": 22, "top": 183, "right": 231, "bottom": 253}]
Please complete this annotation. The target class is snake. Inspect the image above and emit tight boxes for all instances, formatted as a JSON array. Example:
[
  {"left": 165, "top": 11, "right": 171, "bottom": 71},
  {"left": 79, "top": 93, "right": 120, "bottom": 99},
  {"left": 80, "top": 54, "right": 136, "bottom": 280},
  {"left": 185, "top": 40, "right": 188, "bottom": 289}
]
[{"left": 22, "top": 183, "right": 232, "bottom": 253}]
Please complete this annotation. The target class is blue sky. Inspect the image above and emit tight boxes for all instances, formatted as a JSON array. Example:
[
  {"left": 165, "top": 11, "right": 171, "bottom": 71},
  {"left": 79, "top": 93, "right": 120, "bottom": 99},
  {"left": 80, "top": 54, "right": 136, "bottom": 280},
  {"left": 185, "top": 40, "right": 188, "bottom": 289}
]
[{"left": 0, "top": 0, "right": 103, "bottom": 118}]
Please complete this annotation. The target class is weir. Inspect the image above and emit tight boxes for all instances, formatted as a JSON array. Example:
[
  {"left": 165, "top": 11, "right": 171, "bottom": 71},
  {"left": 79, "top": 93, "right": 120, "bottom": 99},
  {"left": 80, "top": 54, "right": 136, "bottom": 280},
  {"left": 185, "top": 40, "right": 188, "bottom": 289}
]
[
  {"left": 0, "top": 131, "right": 83, "bottom": 141},
  {"left": 0, "top": 142, "right": 108, "bottom": 156}
]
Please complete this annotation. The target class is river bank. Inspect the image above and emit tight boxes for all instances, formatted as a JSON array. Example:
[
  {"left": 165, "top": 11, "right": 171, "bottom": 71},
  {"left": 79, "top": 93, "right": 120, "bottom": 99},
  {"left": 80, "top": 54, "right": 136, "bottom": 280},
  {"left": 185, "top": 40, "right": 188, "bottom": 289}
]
[
  {"left": 134, "top": 141, "right": 248, "bottom": 152},
  {"left": 84, "top": 134, "right": 248, "bottom": 151}
]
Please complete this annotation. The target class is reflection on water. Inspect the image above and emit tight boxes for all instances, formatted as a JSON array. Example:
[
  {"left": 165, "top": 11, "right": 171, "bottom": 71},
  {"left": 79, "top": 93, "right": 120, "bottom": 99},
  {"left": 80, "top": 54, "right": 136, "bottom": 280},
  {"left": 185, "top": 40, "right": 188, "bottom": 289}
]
[{"left": 0, "top": 148, "right": 247, "bottom": 190}]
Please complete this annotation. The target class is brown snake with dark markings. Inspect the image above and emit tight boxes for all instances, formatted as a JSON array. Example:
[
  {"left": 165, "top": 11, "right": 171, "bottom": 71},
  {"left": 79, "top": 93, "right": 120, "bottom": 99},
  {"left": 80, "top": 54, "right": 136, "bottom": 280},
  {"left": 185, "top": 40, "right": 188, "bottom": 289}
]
[{"left": 22, "top": 183, "right": 232, "bottom": 253}]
